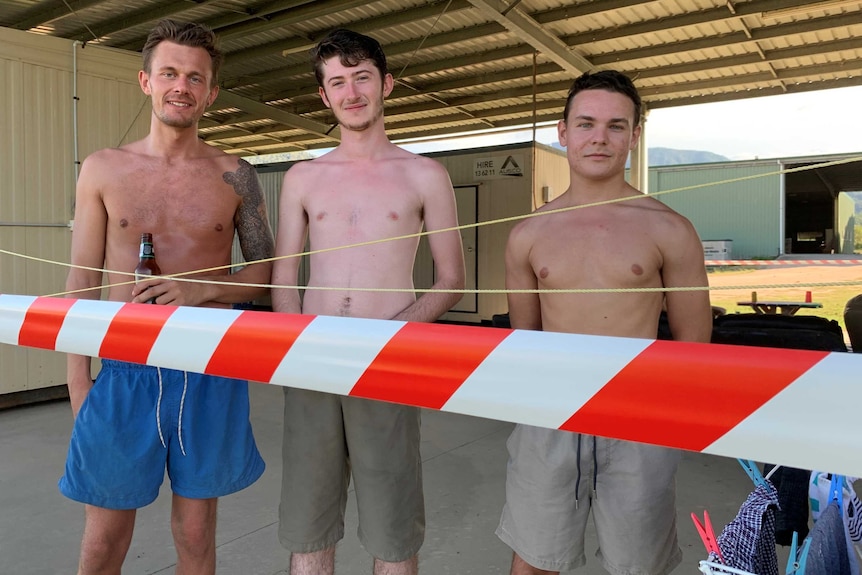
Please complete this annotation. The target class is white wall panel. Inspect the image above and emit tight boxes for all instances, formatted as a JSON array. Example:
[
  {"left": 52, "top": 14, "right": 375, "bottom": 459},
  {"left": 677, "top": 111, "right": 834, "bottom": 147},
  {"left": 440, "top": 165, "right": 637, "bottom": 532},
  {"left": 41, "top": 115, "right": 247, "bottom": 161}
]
[{"left": 0, "top": 26, "right": 149, "bottom": 396}]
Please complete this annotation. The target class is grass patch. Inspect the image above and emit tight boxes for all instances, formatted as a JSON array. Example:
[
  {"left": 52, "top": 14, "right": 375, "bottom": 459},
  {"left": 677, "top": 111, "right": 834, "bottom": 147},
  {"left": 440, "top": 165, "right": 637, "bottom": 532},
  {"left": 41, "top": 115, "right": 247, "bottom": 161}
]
[{"left": 707, "top": 270, "right": 859, "bottom": 341}]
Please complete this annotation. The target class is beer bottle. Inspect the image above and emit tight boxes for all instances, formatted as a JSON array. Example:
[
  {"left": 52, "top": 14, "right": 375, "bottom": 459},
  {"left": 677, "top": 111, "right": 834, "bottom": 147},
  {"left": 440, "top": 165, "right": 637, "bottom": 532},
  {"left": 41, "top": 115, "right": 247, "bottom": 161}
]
[{"left": 135, "top": 232, "right": 161, "bottom": 303}]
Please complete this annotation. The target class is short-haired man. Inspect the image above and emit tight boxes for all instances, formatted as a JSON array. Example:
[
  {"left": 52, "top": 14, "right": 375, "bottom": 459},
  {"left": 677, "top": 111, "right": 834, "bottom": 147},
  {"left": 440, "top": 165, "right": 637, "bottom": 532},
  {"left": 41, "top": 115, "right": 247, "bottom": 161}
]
[
  {"left": 272, "top": 28, "right": 466, "bottom": 575},
  {"left": 60, "top": 19, "right": 275, "bottom": 575},
  {"left": 496, "top": 70, "right": 712, "bottom": 575}
]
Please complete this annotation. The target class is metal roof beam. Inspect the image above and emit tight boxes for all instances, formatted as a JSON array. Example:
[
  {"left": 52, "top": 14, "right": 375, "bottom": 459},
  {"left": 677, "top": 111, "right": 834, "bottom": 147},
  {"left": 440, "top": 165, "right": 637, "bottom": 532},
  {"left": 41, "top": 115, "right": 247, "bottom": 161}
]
[
  {"left": 466, "top": 0, "right": 592, "bottom": 74},
  {"left": 68, "top": 0, "right": 223, "bottom": 42},
  {"left": 589, "top": 10, "right": 862, "bottom": 66},
  {"left": 12, "top": 0, "right": 108, "bottom": 30},
  {"left": 558, "top": 0, "right": 819, "bottom": 46},
  {"left": 213, "top": 90, "right": 340, "bottom": 142},
  {"left": 647, "top": 76, "right": 862, "bottom": 110},
  {"left": 217, "top": 0, "right": 370, "bottom": 41},
  {"left": 111, "top": 0, "right": 318, "bottom": 50},
  {"left": 223, "top": 19, "right": 501, "bottom": 82}
]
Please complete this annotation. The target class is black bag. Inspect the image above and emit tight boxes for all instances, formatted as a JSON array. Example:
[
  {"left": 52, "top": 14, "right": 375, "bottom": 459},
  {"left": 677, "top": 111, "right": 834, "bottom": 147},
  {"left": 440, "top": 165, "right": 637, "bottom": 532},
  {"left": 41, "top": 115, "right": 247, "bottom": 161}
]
[{"left": 711, "top": 313, "right": 847, "bottom": 352}]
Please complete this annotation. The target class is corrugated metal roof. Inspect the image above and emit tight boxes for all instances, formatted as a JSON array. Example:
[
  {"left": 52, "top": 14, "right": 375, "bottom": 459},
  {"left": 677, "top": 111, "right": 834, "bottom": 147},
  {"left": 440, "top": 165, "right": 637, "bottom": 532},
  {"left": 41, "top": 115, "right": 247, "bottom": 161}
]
[{"left": 2, "top": 0, "right": 860, "bottom": 156}]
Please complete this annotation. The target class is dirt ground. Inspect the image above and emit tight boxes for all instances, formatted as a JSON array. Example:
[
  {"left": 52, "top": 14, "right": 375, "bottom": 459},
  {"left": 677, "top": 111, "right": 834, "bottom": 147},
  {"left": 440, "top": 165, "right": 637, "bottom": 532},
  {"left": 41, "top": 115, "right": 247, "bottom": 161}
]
[{"left": 707, "top": 263, "right": 862, "bottom": 300}]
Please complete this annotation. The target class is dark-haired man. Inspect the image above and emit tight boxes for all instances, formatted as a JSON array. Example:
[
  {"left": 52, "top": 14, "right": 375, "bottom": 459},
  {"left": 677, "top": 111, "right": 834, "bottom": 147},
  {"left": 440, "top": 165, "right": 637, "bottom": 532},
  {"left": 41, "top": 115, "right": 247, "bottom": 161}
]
[
  {"left": 272, "top": 29, "right": 465, "bottom": 575},
  {"left": 60, "top": 19, "right": 274, "bottom": 575},
  {"left": 496, "top": 70, "right": 712, "bottom": 575}
]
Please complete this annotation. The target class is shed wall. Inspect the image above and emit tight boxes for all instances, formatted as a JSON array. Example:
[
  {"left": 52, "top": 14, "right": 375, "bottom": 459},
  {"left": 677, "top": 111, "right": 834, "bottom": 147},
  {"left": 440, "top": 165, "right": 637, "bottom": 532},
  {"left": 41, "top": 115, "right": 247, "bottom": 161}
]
[
  {"left": 0, "top": 27, "right": 149, "bottom": 397},
  {"left": 649, "top": 162, "right": 782, "bottom": 259},
  {"left": 837, "top": 192, "right": 857, "bottom": 253}
]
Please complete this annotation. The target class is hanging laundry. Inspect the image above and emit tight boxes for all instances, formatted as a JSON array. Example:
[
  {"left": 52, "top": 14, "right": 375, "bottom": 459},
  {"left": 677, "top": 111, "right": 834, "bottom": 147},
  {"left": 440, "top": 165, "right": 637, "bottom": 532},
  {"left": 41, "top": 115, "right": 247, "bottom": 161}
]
[
  {"left": 810, "top": 472, "right": 862, "bottom": 573},
  {"left": 714, "top": 482, "right": 780, "bottom": 575},
  {"left": 805, "top": 501, "right": 851, "bottom": 575},
  {"left": 763, "top": 464, "right": 810, "bottom": 545}
]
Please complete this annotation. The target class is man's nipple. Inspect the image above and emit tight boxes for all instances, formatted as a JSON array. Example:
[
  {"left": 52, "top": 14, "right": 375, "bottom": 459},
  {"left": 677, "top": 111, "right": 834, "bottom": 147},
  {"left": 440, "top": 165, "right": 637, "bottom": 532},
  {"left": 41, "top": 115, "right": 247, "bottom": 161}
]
[
  {"left": 631, "top": 263, "right": 644, "bottom": 276},
  {"left": 539, "top": 267, "right": 549, "bottom": 279}
]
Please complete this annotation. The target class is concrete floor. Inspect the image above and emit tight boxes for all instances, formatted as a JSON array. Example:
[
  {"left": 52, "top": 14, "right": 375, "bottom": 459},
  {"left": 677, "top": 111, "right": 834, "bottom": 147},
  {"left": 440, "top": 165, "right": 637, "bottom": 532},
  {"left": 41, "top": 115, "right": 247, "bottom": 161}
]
[{"left": 0, "top": 382, "right": 766, "bottom": 575}]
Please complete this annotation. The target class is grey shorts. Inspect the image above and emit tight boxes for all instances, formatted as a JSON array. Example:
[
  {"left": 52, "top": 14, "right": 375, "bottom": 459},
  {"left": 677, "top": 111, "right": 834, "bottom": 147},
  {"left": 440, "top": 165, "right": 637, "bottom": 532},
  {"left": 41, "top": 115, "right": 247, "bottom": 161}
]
[
  {"left": 496, "top": 425, "right": 682, "bottom": 575},
  {"left": 278, "top": 388, "right": 424, "bottom": 562}
]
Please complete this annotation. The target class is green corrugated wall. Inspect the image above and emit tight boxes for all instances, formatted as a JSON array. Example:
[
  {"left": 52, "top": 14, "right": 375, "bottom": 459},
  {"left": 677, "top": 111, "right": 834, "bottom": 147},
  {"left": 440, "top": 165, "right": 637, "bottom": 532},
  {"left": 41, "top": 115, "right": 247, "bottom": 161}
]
[{"left": 647, "top": 162, "right": 782, "bottom": 259}]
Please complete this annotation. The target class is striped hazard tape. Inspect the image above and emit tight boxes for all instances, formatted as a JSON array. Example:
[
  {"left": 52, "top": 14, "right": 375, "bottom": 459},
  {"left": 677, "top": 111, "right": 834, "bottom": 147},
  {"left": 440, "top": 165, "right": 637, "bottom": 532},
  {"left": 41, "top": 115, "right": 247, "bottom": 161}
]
[{"left": 2, "top": 294, "right": 861, "bottom": 476}]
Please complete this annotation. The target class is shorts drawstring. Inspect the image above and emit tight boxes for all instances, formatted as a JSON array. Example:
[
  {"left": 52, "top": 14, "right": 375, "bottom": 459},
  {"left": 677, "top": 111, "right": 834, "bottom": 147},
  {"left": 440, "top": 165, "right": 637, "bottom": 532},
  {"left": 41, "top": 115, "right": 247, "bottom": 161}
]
[
  {"left": 575, "top": 434, "right": 582, "bottom": 509},
  {"left": 155, "top": 367, "right": 188, "bottom": 456},
  {"left": 592, "top": 435, "right": 598, "bottom": 498},
  {"left": 177, "top": 371, "right": 187, "bottom": 456},
  {"left": 156, "top": 367, "right": 166, "bottom": 449}
]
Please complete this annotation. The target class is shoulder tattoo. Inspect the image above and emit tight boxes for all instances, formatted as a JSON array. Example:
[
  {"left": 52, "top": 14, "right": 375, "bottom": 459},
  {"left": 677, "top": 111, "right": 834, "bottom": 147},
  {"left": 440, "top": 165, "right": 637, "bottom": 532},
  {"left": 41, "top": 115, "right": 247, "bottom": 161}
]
[{"left": 224, "top": 160, "right": 275, "bottom": 262}]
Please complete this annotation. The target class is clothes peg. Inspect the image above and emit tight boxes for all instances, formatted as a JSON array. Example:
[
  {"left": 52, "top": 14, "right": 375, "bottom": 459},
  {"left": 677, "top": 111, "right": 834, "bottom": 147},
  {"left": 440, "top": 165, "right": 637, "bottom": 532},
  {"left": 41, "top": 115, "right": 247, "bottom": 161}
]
[
  {"left": 691, "top": 510, "right": 725, "bottom": 564},
  {"left": 737, "top": 459, "right": 769, "bottom": 489},
  {"left": 830, "top": 473, "right": 844, "bottom": 510},
  {"left": 785, "top": 531, "right": 812, "bottom": 575}
]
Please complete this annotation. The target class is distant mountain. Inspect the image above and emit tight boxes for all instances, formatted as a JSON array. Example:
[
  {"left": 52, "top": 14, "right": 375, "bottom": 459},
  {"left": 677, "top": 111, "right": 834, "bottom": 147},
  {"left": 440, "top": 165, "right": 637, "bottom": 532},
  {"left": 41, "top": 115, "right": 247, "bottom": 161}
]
[
  {"left": 849, "top": 191, "right": 862, "bottom": 216},
  {"left": 548, "top": 143, "right": 730, "bottom": 166},
  {"left": 647, "top": 147, "right": 730, "bottom": 166}
]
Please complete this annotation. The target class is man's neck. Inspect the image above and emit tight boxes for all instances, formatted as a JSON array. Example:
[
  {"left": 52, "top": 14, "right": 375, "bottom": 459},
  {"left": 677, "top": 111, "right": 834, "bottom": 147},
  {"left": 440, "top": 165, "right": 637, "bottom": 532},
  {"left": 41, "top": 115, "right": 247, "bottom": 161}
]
[
  {"left": 567, "top": 172, "right": 640, "bottom": 203},
  {"left": 142, "top": 119, "right": 205, "bottom": 159},
  {"left": 334, "top": 123, "right": 395, "bottom": 160}
]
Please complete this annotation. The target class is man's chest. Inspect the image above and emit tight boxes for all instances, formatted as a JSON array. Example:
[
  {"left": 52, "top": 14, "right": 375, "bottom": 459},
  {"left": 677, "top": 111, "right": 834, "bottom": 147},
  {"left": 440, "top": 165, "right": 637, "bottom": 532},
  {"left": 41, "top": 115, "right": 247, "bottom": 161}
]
[
  {"left": 103, "top": 178, "right": 237, "bottom": 232},
  {"left": 305, "top": 189, "right": 422, "bottom": 238},
  {"left": 531, "top": 219, "right": 662, "bottom": 286}
]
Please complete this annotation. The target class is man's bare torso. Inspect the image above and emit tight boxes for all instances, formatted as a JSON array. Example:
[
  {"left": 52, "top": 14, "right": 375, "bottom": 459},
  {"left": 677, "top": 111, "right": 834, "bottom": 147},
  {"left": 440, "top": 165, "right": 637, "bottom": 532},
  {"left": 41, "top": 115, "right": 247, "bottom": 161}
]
[
  {"left": 525, "top": 195, "right": 677, "bottom": 339},
  {"left": 94, "top": 146, "right": 243, "bottom": 305},
  {"left": 293, "top": 153, "right": 431, "bottom": 319}
]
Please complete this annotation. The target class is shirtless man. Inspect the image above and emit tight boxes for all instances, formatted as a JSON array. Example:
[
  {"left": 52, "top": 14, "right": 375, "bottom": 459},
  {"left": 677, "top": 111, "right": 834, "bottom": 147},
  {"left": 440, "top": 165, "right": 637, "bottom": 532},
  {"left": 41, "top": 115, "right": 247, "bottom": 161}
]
[
  {"left": 59, "top": 19, "right": 274, "bottom": 575},
  {"left": 496, "top": 70, "right": 712, "bottom": 575},
  {"left": 272, "top": 29, "right": 465, "bottom": 575}
]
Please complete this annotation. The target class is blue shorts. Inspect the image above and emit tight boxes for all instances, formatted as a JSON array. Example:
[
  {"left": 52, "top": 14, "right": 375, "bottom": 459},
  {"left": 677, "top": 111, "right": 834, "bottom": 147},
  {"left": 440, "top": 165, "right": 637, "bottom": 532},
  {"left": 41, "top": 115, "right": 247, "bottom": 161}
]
[{"left": 59, "top": 360, "right": 265, "bottom": 509}]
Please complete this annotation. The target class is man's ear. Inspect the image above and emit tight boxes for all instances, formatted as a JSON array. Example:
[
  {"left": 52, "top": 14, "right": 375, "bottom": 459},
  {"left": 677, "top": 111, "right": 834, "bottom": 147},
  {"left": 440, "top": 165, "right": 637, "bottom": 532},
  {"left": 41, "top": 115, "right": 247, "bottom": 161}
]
[
  {"left": 382, "top": 73, "right": 394, "bottom": 98},
  {"left": 206, "top": 85, "right": 219, "bottom": 108},
  {"left": 630, "top": 124, "right": 643, "bottom": 150},
  {"left": 557, "top": 118, "right": 567, "bottom": 147},
  {"left": 319, "top": 86, "right": 331, "bottom": 108},
  {"left": 139, "top": 70, "right": 151, "bottom": 95}
]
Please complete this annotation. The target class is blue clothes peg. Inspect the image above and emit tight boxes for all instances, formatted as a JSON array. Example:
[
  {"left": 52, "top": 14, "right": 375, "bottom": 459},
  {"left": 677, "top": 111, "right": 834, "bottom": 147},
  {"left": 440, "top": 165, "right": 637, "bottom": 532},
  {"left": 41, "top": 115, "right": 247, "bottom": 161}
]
[
  {"left": 830, "top": 473, "right": 844, "bottom": 510},
  {"left": 738, "top": 459, "right": 769, "bottom": 490},
  {"left": 786, "top": 531, "right": 812, "bottom": 575}
]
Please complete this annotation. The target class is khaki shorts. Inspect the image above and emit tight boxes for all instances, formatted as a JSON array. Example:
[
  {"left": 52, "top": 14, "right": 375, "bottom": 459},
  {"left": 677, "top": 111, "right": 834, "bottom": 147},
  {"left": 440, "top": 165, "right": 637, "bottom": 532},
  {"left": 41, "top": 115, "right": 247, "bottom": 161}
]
[
  {"left": 496, "top": 425, "right": 682, "bottom": 575},
  {"left": 278, "top": 388, "right": 424, "bottom": 562}
]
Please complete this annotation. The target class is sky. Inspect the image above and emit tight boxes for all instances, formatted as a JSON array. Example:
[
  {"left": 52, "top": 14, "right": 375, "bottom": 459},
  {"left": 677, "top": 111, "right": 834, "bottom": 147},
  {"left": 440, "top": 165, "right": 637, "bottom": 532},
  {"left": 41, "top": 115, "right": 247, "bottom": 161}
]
[{"left": 396, "top": 84, "right": 862, "bottom": 161}]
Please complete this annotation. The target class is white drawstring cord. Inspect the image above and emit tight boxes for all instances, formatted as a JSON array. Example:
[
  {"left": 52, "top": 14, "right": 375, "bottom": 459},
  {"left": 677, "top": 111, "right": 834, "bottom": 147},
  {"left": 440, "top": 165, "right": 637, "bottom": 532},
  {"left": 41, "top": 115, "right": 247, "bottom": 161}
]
[
  {"left": 155, "top": 367, "right": 188, "bottom": 456},
  {"left": 178, "top": 371, "right": 187, "bottom": 456},
  {"left": 156, "top": 367, "right": 167, "bottom": 449}
]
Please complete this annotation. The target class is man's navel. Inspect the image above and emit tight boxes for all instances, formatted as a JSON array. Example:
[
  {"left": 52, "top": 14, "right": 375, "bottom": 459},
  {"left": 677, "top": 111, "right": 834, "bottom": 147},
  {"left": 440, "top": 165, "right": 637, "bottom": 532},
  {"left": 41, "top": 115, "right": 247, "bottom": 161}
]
[
  {"left": 631, "top": 263, "right": 644, "bottom": 276},
  {"left": 338, "top": 296, "right": 352, "bottom": 317}
]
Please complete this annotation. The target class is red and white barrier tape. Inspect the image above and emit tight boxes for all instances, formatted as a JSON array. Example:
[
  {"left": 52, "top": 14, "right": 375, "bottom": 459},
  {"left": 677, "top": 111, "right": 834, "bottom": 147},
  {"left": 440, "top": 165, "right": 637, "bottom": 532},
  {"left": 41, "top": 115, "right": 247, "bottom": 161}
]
[
  {"left": 705, "top": 259, "right": 862, "bottom": 266},
  {"left": 2, "top": 294, "right": 861, "bottom": 476}
]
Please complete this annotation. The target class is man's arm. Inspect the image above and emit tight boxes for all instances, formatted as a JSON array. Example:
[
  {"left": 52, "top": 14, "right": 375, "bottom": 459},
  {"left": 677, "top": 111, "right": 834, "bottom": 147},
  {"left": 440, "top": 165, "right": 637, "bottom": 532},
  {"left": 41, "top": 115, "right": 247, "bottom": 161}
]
[
  {"left": 131, "top": 159, "right": 275, "bottom": 306},
  {"left": 662, "top": 216, "right": 712, "bottom": 343},
  {"left": 65, "top": 156, "right": 108, "bottom": 417},
  {"left": 504, "top": 221, "right": 542, "bottom": 331},
  {"left": 391, "top": 163, "right": 465, "bottom": 323},
  {"left": 271, "top": 167, "right": 308, "bottom": 315}
]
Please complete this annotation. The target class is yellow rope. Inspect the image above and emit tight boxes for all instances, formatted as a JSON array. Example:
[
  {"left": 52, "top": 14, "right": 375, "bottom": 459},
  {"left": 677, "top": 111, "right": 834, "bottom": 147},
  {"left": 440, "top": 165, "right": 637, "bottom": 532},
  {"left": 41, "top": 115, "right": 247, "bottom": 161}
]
[{"left": 2, "top": 156, "right": 861, "bottom": 298}]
